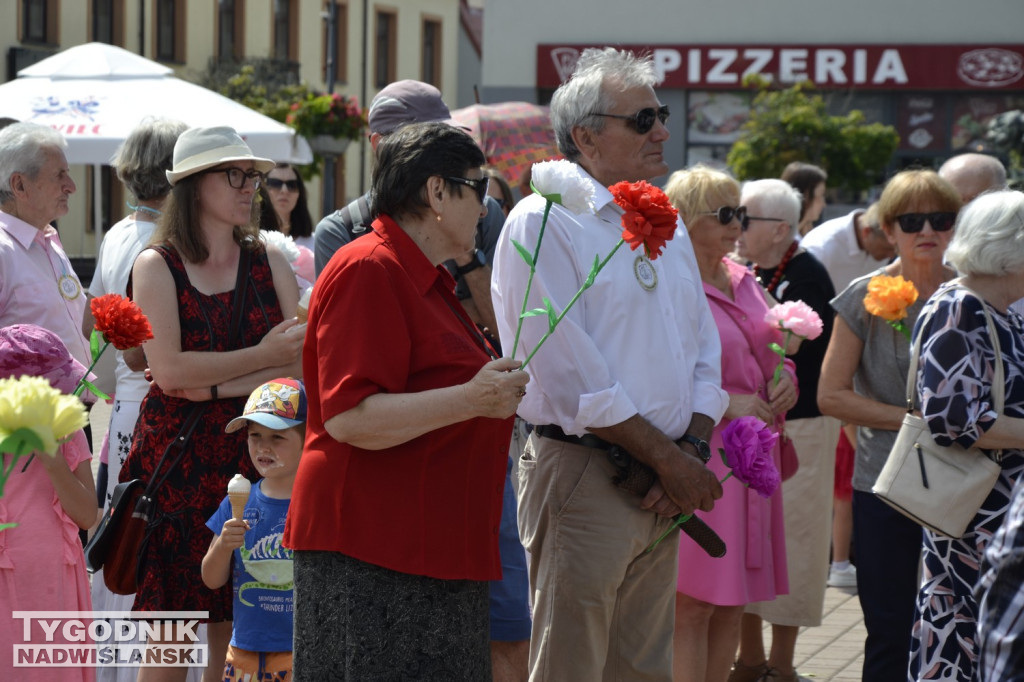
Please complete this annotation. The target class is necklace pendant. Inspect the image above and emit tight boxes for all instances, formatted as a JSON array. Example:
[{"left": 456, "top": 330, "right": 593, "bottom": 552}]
[{"left": 634, "top": 253, "right": 658, "bottom": 291}]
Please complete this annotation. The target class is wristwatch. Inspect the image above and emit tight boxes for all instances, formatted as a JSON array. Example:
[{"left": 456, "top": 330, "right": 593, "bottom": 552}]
[
  {"left": 679, "top": 434, "right": 712, "bottom": 464},
  {"left": 455, "top": 249, "right": 487, "bottom": 276}
]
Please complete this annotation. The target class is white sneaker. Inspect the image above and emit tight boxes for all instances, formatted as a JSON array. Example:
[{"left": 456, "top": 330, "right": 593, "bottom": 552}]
[{"left": 828, "top": 563, "right": 857, "bottom": 588}]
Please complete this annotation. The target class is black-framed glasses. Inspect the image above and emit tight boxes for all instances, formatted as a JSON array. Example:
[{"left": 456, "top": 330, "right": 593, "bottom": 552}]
[
  {"left": 204, "top": 167, "right": 262, "bottom": 190},
  {"left": 895, "top": 212, "right": 957, "bottom": 233},
  {"left": 445, "top": 176, "right": 489, "bottom": 204},
  {"left": 591, "top": 105, "right": 670, "bottom": 134},
  {"left": 702, "top": 205, "right": 746, "bottom": 226},
  {"left": 741, "top": 215, "right": 784, "bottom": 231},
  {"left": 265, "top": 177, "right": 300, "bottom": 192}
]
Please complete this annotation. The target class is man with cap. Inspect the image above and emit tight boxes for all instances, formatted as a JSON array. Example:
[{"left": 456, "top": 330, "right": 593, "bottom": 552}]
[
  {"left": 313, "top": 79, "right": 502, "bottom": 336},
  {"left": 314, "top": 81, "right": 531, "bottom": 679}
]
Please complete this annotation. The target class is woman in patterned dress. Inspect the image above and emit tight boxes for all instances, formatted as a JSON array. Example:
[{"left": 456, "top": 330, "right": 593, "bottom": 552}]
[
  {"left": 819, "top": 169, "right": 960, "bottom": 682},
  {"left": 122, "top": 127, "right": 303, "bottom": 682},
  {"left": 911, "top": 190, "right": 1024, "bottom": 681}
]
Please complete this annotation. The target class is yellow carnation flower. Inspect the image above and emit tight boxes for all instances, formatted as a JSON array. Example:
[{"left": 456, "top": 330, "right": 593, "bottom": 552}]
[
  {"left": 864, "top": 275, "right": 919, "bottom": 322},
  {"left": 0, "top": 376, "right": 88, "bottom": 457}
]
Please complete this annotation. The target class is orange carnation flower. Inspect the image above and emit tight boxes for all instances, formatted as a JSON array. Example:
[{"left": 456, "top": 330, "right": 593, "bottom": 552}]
[
  {"left": 863, "top": 275, "right": 918, "bottom": 322},
  {"left": 609, "top": 180, "right": 678, "bottom": 260},
  {"left": 90, "top": 294, "right": 154, "bottom": 350}
]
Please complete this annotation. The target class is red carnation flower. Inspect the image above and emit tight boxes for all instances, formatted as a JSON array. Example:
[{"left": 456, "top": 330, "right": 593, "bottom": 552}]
[
  {"left": 609, "top": 180, "right": 678, "bottom": 260},
  {"left": 90, "top": 294, "right": 154, "bottom": 350}
]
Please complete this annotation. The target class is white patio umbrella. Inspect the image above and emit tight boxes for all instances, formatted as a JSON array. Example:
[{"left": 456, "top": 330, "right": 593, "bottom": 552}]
[{"left": 0, "top": 42, "right": 313, "bottom": 251}]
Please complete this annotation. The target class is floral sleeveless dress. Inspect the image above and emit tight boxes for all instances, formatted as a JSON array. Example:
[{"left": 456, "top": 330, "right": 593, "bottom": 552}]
[{"left": 121, "top": 243, "right": 282, "bottom": 619}]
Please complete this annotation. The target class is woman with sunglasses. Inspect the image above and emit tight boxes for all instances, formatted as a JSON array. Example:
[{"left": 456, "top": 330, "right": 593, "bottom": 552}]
[
  {"left": 124, "top": 126, "right": 304, "bottom": 682},
  {"left": 908, "top": 191, "right": 1024, "bottom": 682},
  {"left": 665, "top": 165, "right": 796, "bottom": 682},
  {"left": 264, "top": 163, "right": 315, "bottom": 251},
  {"left": 284, "top": 122, "right": 527, "bottom": 679},
  {"left": 818, "top": 169, "right": 960, "bottom": 682}
]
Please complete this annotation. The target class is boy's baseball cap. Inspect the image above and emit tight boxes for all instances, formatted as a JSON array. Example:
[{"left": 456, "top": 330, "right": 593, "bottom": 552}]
[
  {"left": 225, "top": 378, "right": 307, "bottom": 433},
  {"left": 367, "top": 80, "right": 458, "bottom": 135}
]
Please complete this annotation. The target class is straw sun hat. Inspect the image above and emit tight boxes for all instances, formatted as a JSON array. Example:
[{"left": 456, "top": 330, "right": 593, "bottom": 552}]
[{"left": 166, "top": 126, "right": 274, "bottom": 186}]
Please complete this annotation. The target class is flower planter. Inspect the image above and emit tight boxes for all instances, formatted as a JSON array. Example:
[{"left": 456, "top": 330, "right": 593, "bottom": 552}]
[{"left": 309, "top": 135, "right": 351, "bottom": 156}]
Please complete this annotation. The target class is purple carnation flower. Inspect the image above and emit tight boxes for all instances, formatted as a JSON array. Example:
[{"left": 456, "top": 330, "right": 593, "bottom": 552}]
[{"left": 721, "top": 416, "right": 781, "bottom": 498}]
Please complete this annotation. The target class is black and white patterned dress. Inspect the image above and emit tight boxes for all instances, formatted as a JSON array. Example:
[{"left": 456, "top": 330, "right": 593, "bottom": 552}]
[{"left": 909, "top": 284, "right": 1024, "bottom": 681}]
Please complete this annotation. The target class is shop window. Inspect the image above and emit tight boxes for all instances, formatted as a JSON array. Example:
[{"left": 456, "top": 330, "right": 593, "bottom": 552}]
[
  {"left": 321, "top": 1, "right": 348, "bottom": 84},
  {"left": 374, "top": 9, "right": 396, "bottom": 89},
  {"left": 421, "top": 18, "right": 441, "bottom": 87},
  {"left": 218, "top": 0, "right": 245, "bottom": 61},
  {"left": 155, "top": 0, "right": 185, "bottom": 63}
]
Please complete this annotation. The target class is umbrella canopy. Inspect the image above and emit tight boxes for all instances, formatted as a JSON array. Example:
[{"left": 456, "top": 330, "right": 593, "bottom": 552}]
[
  {"left": 450, "top": 102, "right": 560, "bottom": 187},
  {"left": 0, "top": 42, "right": 311, "bottom": 165}
]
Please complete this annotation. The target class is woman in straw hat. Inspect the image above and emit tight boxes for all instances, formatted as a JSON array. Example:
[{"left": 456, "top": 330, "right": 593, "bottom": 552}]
[{"left": 121, "top": 126, "right": 304, "bottom": 682}]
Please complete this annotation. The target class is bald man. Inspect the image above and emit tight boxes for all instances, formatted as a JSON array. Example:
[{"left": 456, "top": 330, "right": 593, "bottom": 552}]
[{"left": 939, "top": 153, "right": 1008, "bottom": 203}]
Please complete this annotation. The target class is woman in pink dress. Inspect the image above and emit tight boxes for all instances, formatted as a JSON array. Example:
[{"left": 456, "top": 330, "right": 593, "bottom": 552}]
[
  {"left": 0, "top": 324, "right": 98, "bottom": 682},
  {"left": 664, "top": 166, "right": 796, "bottom": 682}
]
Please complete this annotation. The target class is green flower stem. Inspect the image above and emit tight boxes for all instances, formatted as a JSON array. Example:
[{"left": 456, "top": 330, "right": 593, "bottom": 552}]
[
  {"left": 645, "top": 471, "right": 734, "bottom": 554},
  {"left": 519, "top": 238, "right": 626, "bottom": 371},
  {"left": 769, "top": 331, "right": 792, "bottom": 386},
  {"left": 889, "top": 319, "right": 911, "bottom": 340},
  {"left": 511, "top": 199, "right": 553, "bottom": 359}
]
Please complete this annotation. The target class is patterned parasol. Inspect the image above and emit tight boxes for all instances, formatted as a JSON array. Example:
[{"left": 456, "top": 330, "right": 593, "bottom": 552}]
[{"left": 451, "top": 102, "right": 561, "bottom": 189}]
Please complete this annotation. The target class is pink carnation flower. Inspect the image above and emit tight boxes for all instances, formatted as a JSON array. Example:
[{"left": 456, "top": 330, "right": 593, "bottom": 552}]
[
  {"left": 764, "top": 300, "right": 823, "bottom": 340},
  {"left": 721, "top": 416, "right": 781, "bottom": 498}
]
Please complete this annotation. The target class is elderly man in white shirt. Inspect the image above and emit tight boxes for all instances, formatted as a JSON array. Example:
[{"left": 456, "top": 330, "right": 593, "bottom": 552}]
[
  {"left": 800, "top": 202, "right": 894, "bottom": 294},
  {"left": 492, "top": 47, "right": 727, "bottom": 682}
]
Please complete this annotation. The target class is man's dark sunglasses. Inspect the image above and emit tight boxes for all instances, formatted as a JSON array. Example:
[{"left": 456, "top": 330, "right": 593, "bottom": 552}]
[
  {"left": 702, "top": 205, "right": 747, "bottom": 226},
  {"left": 741, "top": 215, "right": 785, "bottom": 232},
  {"left": 896, "top": 212, "right": 957, "bottom": 233},
  {"left": 592, "top": 105, "right": 670, "bottom": 134},
  {"left": 445, "top": 176, "right": 489, "bottom": 204},
  {"left": 266, "top": 177, "right": 300, "bottom": 191}
]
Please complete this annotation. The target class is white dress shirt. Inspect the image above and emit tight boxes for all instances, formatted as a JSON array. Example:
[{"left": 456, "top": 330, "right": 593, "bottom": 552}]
[
  {"left": 801, "top": 209, "right": 890, "bottom": 293},
  {"left": 491, "top": 168, "right": 727, "bottom": 439}
]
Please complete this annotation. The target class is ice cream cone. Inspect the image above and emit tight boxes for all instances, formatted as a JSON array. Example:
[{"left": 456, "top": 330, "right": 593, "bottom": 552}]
[
  {"left": 229, "top": 491, "right": 249, "bottom": 520},
  {"left": 296, "top": 288, "right": 312, "bottom": 324}
]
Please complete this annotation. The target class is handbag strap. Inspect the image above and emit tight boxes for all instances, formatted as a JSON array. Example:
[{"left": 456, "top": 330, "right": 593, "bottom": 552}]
[
  {"left": 906, "top": 281, "right": 1005, "bottom": 415},
  {"left": 142, "top": 403, "right": 206, "bottom": 499},
  {"left": 228, "top": 246, "right": 251, "bottom": 348}
]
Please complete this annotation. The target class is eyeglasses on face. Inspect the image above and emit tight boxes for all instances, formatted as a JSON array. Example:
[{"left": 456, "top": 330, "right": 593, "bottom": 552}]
[
  {"left": 895, "top": 212, "right": 957, "bottom": 234},
  {"left": 265, "top": 177, "right": 300, "bottom": 192},
  {"left": 741, "top": 215, "right": 785, "bottom": 232},
  {"left": 591, "top": 105, "right": 670, "bottom": 134},
  {"left": 205, "top": 167, "right": 262, "bottom": 190},
  {"left": 444, "top": 176, "right": 490, "bottom": 204},
  {"left": 702, "top": 205, "right": 746, "bottom": 226}
]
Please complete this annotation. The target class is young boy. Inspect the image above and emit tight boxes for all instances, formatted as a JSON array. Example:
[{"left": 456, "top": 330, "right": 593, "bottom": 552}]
[{"left": 202, "top": 378, "right": 306, "bottom": 682}]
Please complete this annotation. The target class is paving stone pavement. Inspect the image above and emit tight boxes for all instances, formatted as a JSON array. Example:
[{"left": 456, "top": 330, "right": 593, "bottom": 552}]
[
  {"left": 89, "top": 402, "right": 867, "bottom": 679},
  {"left": 784, "top": 585, "right": 865, "bottom": 681}
]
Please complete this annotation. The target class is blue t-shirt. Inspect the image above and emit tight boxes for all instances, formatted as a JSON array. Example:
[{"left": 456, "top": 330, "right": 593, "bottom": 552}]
[{"left": 206, "top": 480, "right": 293, "bottom": 652}]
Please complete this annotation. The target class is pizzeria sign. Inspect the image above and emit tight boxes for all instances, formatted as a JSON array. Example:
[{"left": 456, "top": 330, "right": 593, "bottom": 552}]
[{"left": 538, "top": 44, "right": 1024, "bottom": 91}]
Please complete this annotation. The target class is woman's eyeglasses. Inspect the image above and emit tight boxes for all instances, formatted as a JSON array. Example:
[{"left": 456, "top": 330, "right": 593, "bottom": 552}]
[
  {"left": 591, "top": 105, "right": 670, "bottom": 135},
  {"left": 741, "top": 215, "right": 784, "bottom": 231},
  {"left": 445, "top": 176, "right": 490, "bottom": 204},
  {"left": 204, "top": 167, "right": 262, "bottom": 190},
  {"left": 702, "top": 205, "right": 747, "bottom": 226},
  {"left": 895, "top": 212, "right": 957, "bottom": 233},
  {"left": 266, "top": 178, "right": 300, "bottom": 192}
]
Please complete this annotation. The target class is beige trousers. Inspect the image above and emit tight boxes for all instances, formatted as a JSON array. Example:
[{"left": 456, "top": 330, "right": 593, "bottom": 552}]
[
  {"left": 747, "top": 415, "right": 840, "bottom": 626},
  {"left": 518, "top": 433, "right": 679, "bottom": 682}
]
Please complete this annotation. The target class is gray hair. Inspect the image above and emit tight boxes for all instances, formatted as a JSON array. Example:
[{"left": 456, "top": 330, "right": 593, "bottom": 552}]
[
  {"left": 740, "top": 179, "right": 801, "bottom": 239},
  {"left": 946, "top": 190, "right": 1024, "bottom": 276},
  {"left": 0, "top": 123, "right": 68, "bottom": 204},
  {"left": 114, "top": 119, "right": 188, "bottom": 201},
  {"left": 550, "top": 48, "right": 657, "bottom": 163}
]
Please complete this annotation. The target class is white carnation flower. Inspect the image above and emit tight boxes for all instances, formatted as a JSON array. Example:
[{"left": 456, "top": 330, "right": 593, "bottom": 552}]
[
  {"left": 259, "top": 229, "right": 299, "bottom": 263},
  {"left": 530, "top": 160, "right": 595, "bottom": 215}
]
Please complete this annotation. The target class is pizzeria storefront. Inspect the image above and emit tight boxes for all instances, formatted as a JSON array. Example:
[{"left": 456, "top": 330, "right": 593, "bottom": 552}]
[{"left": 537, "top": 43, "right": 1024, "bottom": 174}]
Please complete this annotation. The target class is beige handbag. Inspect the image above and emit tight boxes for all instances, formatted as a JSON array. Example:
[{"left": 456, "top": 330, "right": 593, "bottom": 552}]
[{"left": 872, "top": 284, "right": 1003, "bottom": 539}]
